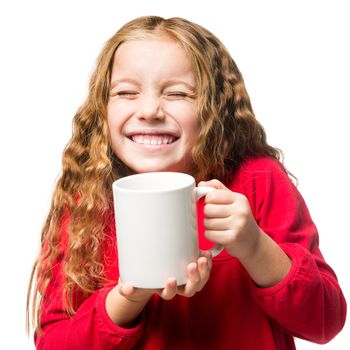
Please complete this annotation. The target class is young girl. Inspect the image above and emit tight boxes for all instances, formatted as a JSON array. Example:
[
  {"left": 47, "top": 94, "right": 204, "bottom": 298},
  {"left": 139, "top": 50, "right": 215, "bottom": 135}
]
[{"left": 27, "top": 16, "right": 346, "bottom": 349}]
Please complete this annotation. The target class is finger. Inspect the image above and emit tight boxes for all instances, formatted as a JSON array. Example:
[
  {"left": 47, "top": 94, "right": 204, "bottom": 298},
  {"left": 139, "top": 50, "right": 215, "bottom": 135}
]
[
  {"left": 204, "top": 203, "right": 232, "bottom": 218},
  {"left": 204, "top": 216, "right": 232, "bottom": 231},
  {"left": 198, "top": 257, "right": 210, "bottom": 283},
  {"left": 118, "top": 281, "right": 135, "bottom": 297},
  {"left": 158, "top": 278, "right": 177, "bottom": 300},
  {"left": 200, "top": 250, "right": 213, "bottom": 269},
  {"left": 198, "top": 179, "right": 228, "bottom": 190},
  {"left": 205, "top": 229, "right": 235, "bottom": 246},
  {"left": 177, "top": 263, "right": 201, "bottom": 297},
  {"left": 204, "top": 250, "right": 213, "bottom": 270},
  {"left": 204, "top": 189, "right": 236, "bottom": 205}
]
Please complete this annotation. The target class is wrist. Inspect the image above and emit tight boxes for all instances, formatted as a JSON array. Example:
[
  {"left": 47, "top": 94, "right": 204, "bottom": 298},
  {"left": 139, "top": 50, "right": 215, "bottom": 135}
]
[
  {"left": 239, "top": 229, "right": 291, "bottom": 288},
  {"left": 240, "top": 226, "right": 263, "bottom": 261}
]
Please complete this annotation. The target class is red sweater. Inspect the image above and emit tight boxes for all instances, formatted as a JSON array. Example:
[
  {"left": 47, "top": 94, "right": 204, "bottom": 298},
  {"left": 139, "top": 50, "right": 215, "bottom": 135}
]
[{"left": 35, "top": 157, "right": 346, "bottom": 349}]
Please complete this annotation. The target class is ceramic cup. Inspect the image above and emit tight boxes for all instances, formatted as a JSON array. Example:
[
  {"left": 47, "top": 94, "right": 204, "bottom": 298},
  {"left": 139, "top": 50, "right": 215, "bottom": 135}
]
[{"left": 112, "top": 172, "right": 223, "bottom": 288}]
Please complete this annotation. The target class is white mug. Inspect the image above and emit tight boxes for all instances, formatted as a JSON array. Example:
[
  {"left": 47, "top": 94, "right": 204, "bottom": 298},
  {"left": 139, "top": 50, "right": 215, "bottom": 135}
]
[{"left": 112, "top": 172, "right": 223, "bottom": 288}]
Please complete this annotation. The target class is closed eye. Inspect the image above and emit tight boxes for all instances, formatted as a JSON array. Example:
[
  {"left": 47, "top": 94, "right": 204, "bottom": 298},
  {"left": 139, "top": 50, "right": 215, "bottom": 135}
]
[
  {"left": 109, "top": 90, "right": 139, "bottom": 98},
  {"left": 116, "top": 91, "right": 138, "bottom": 97},
  {"left": 169, "top": 91, "right": 187, "bottom": 96},
  {"left": 166, "top": 92, "right": 195, "bottom": 100}
]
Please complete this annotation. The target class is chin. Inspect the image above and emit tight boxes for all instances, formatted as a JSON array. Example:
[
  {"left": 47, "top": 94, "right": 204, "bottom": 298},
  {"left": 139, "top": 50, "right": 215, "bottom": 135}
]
[
  {"left": 133, "top": 167, "right": 176, "bottom": 174},
  {"left": 128, "top": 163, "right": 186, "bottom": 174}
]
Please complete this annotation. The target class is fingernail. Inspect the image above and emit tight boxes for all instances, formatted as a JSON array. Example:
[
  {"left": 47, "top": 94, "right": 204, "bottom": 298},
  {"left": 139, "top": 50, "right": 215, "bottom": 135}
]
[
  {"left": 189, "top": 262, "right": 197, "bottom": 273},
  {"left": 168, "top": 278, "right": 176, "bottom": 287},
  {"left": 198, "top": 257, "right": 207, "bottom": 269},
  {"left": 119, "top": 285, "right": 126, "bottom": 296}
]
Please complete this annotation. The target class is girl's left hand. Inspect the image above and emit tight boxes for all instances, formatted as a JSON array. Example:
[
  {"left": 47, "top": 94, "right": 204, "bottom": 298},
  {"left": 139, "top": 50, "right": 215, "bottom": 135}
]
[{"left": 199, "top": 179, "right": 262, "bottom": 260}]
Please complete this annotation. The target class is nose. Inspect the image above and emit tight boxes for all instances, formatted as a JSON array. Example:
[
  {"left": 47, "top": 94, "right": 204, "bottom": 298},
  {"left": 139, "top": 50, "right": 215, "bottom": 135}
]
[{"left": 136, "top": 93, "right": 165, "bottom": 121}]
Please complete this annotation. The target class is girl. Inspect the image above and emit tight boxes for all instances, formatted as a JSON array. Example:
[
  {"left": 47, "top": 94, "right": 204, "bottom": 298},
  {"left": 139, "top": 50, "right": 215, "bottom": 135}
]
[{"left": 27, "top": 16, "right": 346, "bottom": 349}]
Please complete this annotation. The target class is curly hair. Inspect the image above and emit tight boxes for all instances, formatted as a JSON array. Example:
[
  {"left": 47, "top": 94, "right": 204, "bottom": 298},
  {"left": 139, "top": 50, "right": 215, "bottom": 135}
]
[{"left": 27, "top": 16, "right": 287, "bottom": 332}]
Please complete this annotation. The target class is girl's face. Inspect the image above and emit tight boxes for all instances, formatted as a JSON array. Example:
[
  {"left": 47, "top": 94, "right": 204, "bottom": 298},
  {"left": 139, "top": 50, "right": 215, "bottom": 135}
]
[{"left": 107, "top": 36, "right": 199, "bottom": 175}]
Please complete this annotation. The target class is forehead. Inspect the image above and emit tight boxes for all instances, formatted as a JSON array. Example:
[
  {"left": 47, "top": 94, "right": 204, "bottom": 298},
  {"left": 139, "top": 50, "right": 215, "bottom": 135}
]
[{"left": 111, "top": 36, "right": 195, "bottom": 81}]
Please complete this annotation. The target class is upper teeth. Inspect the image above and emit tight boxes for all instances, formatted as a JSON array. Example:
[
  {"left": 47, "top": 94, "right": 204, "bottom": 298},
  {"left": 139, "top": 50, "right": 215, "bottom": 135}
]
[{"left": 131, "top": 135, "right": 176, "bottom": 145}]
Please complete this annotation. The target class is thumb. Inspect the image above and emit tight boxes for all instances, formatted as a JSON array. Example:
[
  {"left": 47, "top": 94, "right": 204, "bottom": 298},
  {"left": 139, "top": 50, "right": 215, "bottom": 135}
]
[
  {"left": 198, "top": 179, "right": 228, "bottom": 190},
  {"left": 118, "top": 280, "right": 135, "bottom": 297}
]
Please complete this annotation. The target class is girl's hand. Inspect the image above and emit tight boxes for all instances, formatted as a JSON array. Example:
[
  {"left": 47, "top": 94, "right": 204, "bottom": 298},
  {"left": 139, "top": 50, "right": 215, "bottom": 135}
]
[
  {"left": 198, "top": 179, "right": 291, "bottom": 288},
  {"left": 199, "top": 179, "right": 261, "bottom": 260},
  {"left": 119, "top": 249, "right": 212, "bottom": 302},
  {"left": 157, "top": 249, "right": 212, "bottom": 299},
  {"left": 107, "top": 251, "right": 212, "bottom": 327}
]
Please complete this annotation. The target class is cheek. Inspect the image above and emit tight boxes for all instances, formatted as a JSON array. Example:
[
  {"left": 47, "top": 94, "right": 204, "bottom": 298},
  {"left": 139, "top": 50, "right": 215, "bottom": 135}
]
[
  {"left": 166, "top": 103, "right": 198, "bottom": 131},
  {"left": 106, "top": 111, "right": 114, "bottom": 133},
  {"left": 182, "top": 112, "right": 199, "bottom": 138},
  {"left": 107, "top": 103, "right": 131, "bottom": 131},
  {"left": 106, "top": 103, "right": 116, "bottom": 128},
  {"left": 107, "top": 107, "right": 124, "bottom": 152},
  {"left": 184, "top": 115, "right": 200, "bottom": 150}
]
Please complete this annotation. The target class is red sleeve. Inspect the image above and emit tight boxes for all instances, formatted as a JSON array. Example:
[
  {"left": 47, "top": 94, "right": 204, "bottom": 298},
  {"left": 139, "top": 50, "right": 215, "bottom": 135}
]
[
  {"left": 231, "top": 157, "right": 347, "bottom": 344},
  {"left": 35, "top": 213, "right": 145, "bottom": 350}
]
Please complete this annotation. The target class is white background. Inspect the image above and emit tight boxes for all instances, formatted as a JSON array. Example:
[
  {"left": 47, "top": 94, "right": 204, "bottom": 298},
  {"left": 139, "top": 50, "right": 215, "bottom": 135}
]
[{"left": 0, "top": 0, "right": 349, "bottom": 349}]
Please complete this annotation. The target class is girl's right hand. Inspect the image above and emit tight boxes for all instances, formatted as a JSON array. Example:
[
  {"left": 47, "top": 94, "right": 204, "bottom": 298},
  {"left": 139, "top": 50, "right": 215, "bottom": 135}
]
[
  {"left": 119, "top": 249, "right": 212, "bottom": 302},
  {"left": 106, "top": 250, "right": 212, "bottom": 327}
]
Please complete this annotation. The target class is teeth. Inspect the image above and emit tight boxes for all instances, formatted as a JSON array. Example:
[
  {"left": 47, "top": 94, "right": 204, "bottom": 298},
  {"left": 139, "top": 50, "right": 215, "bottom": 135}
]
[{"left": 131, "top": 135, "right": 175, "bottom": 145}]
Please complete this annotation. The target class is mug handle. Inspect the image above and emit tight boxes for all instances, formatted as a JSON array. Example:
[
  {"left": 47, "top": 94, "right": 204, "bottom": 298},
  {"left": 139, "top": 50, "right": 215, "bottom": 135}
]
[{"left": 195, "top": 186, "right": 224, "bottom": 258}]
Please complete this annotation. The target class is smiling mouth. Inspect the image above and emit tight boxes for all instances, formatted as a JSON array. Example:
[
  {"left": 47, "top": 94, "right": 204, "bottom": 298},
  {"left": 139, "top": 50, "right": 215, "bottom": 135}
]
[{"left": 129, "top": 134, "right": 178, "bottom": 146}]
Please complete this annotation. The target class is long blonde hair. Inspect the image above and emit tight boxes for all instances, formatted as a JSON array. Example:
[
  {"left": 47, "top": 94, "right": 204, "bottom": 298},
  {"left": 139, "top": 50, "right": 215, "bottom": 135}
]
[{"left": 27, "top": 16, "right": 284, "bottom": 332}]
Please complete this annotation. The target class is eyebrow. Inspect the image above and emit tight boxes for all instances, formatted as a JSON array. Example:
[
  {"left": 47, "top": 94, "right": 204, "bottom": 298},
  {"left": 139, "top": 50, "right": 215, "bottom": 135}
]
[
  {"left": 110, "top": 78, "right": 196, "bottom": 91},
  {"left": 163, "top": 79, "right": 196, "bottom": 91},
  {"left": 110, "top": 78, "right": 139, "bottom": 90}
]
